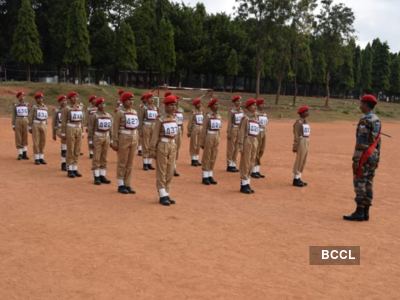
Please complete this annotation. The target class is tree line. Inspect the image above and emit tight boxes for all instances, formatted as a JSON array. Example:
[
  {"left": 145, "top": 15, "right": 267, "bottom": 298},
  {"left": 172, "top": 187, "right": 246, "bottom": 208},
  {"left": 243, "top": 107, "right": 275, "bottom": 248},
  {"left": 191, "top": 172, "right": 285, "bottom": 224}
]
[{"left": 0, "top": 0, "right": 399, "bottom": 106}]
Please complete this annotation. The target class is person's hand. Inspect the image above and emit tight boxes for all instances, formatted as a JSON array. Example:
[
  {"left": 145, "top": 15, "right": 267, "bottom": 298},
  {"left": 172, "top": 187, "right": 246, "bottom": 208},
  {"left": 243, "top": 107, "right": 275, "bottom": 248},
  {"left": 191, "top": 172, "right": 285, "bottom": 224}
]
[
  {"left": 62, "top": 137, "right": 66, "bottom": 141},
  {"left": 187, "top": 133, "right": 191, "bottom": 138},
  {"left": 239, "top": 149, "right": 243, "bottom": 154},
  {"left": 86, "top": 128, "right": 88, "bottom": 133},
  {"left": 352, "top": 161, "right": 359, "bottom": 175},
  {"left": 150, "top": 153, "right": 157, "bottom": 159},
  {"left": 29, "top": 128, "right": 32, "bottom": 134},
  {"left": 112, "top": 145, "right": 118, "bottom": 151},
  {"left": 200, "top": 145, "right": 204, "bottom": 150},
  {"left": 82, "top": 133, "right": 84, "bottom": 139},
  {"left": 292, "top": 149, "right": 297, "bottom": 153},
  {"left": 227, "top": 133, "right": 231, "bottom": 140},
  {"left": 89, "top": 144, "right": 94, "bottom": 149},
  {"left": 110, "top": 143, "right": 113, "bottom": 148},
  {"left": 139, "top": 132, "right": 143, "bottom": 137},
  {"left": 53, "top": 134, "right": 56, "bottom": 141},
  {"left": 13, "top": 127, "right": 15, "bottom": 132}
]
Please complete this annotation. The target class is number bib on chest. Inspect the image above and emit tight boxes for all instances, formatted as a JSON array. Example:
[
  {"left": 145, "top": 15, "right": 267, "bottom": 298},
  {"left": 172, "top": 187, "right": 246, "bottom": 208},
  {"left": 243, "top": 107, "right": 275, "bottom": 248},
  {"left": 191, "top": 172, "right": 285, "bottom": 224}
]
[
  {"left": 163, "top": 121, "right": 178, "bottom": 138},
  {"left": 16, "top": 105, "right": 28, "bottom": 117},
  {"left": 146, "top": 109, "right": 157, "bottom": 120},
  {"left": 125, "top": 113, "right": 139, "bottom": 129},
  {"left": 57, "top": 112, "right": 62, "bottom": 123},
  {"left": 70, "top": 110, "right": 83, "bottom": 122},
  {"left": 234, "top": 112, "right": 244, "bottom": 125},
  {"left": 175, "top": 112, "right": 184, "bottom": 126},
  {"left": 98, "top": 117, "right": 112, "bottom": 131},
  {"left": 302, "top": 124, "right": 311, "bottom": 137},
  {"left": 248, "top": 121, "right": 260, "bottom": 136},
  {"left": 36, "top": 109, "right": 48, "bottom": 121},
  {"left": 195, "top": 114, "right": 203, "bottom": 125},
  {"left": 258, "top": 115, "right": 268, "bottom": 126},
  {"left": 210, "top": 118, "right": 222, "bottom": 131}
]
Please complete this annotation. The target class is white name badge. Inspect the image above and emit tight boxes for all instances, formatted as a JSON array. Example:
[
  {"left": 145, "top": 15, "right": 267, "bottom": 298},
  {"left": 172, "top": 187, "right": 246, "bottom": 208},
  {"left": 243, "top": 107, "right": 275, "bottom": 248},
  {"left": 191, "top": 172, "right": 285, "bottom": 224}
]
[
  {"left": 248, "top": 121, "right": 260, "bottom": 136},
  {"left": 70, "top": 110, "right": 83, "bottom": 122},
  {"left": 302, "top": 124, "right": 311, "bottom": 137},
  {"left": 58, "top": 112, "right": 62, "bottom": 123},
  {"left": 16, "top": 106, "right": 28, "bottom": 117},
  {"left": 125, "top": 113, "right": 139, "bottom": 129},
  {"left": 175, "top": 112, "right": 184, "bottom": 125},
  {"left": 36, "top": 109, "right": 48, "bottom": 121},
  {"left": 195, "top": 114, "right": 203, "bottom": 125},
  {"left": 163, "top": 121, "right": 178, "bottom": 138},
  {"left": 258, "top": 115, "right": 268, "bottom": 126},
  {"left": 210, "top": 118, "right": 222, "bottom": 130},
  {"left": 147, "top": 109, "right": 157, "bottom": 120},
  {"left": 98, "top": 117, "right": 112, "bottom": 131},
  {"left": 234, "top": 112, "right": 244, "bottom": 125}
]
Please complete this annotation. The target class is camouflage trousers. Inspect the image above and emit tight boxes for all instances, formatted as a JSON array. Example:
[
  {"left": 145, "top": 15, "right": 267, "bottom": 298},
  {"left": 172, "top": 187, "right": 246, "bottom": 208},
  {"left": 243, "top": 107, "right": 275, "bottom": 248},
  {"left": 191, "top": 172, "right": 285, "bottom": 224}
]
[{"left": 353, "top": 162, "right": 377, "bottom": 206}]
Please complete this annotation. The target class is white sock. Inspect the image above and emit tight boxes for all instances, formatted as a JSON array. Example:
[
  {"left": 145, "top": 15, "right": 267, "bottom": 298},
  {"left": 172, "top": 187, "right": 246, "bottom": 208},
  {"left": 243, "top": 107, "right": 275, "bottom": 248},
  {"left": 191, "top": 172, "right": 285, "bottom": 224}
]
[
  {"left": 175, "top": 163, "right": 177, "bottom": 169},
  {"left": 90, "top": 150, "right": 93, "bottom": 155},
  {"left": 252, "top": 166, "right": 257, "bottom": 173},
  {"left": 149, "top": 159, "right": 152, "bottom": 164},
  {"left": 233, "top": 162, "right": 236, "bottom": 167},
  {"left": 228, "top": 162, "right": 234, "bottom": 167},
  {"left": 299, "top": 173, "right": 302, "bottom": 179},
  {"left": 93, "top": 169, "right": 100, "bottom": 177},
  {"left": 209, "top": 171, "right": 213, "bottom": 177},
  {"left": 294, "top": 174, "right": 301, "bottom": 179},
  {"left": 202, "top": 171, "right": 208, "bottom": 178},
  {"left": 192, "top": 156, "right": 196, "bottom": 160},
  {"left": 257, "top": 166, "right": 260, "bottom": 172},
  {"left": 62, "top": 157, "right": 66, "bottom": 163},
  {"left": 196, "top": 155, "right": 199, "bottom": 160},
  {"left": 158, "top": 188, "right": 167, "bottom": 197},
  {"left": 74, "top": 165, "right": 78, "bottom": 171},
  {"left": 143, "top": 158, "right": 147, "bottom": 164},
  {"left": 100, "top": 169, "right": 106, "bottom": 176},
  {"left": 68, "top": 165, "right": 74, "bottom": 171},
  {"left": 39, "top": 154, "right": 44, "bottom": 159},
  {"left": 23, "top": 146, "right": 27, "bottom": 152},
  {"left": 248, "top": 178, "right": 251, "bottom": 184},
  {"left": 18, "top": 149, "right": 23, "bottom": 155},
  {"left": 138, "top": 146, "right": 142, "bottom": 151},
  {"left": 61, "top": 144, "right": 67, "bottom": 150},
  {"left": 117, "top": 179, "right": 124, "bottom": 186},
  {"left": 241, "top": 179, "right": 247, "bottom": 186},
  {"left": 34, "top": 154, "right": 39, "bottom": 160}
]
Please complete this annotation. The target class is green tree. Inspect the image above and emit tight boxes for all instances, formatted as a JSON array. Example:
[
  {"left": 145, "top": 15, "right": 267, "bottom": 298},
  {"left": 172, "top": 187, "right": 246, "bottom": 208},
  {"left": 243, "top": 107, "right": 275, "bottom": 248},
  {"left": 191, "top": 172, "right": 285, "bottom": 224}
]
[
  {"left": 226, "top": 49, "right": 239, "bottom": 92},
  {"left": 340, "top": 44, "right": 354, "bottom": 98},
  {"left": 297, "top": 40, "right": 313, "bottom": 98},
  {"left": 389, "top": 54, "right": 400, "bottom": 95},
  {"left": 311, "top": 39, "right": 326, "bottom": 98},
  {"left": 360, "top": 43, "right": 373, "bottom": 93},
  {"left": 64, "top": 0, "right": 91, "bottom": 85},
  {"left": 371, "top": 38, "right": 391, "bottom": 93},
  {"left": 115, "top": 20, "right": 137, "bottom": 87},
  {"left": 353, "top": 44, "right": 362, "bottom": 96},
  {"left": 156, "top": 17, "right": 176, "bottom": 85},
  {"left": 10, "top": 0, "right": 43, "bottom": 82}
]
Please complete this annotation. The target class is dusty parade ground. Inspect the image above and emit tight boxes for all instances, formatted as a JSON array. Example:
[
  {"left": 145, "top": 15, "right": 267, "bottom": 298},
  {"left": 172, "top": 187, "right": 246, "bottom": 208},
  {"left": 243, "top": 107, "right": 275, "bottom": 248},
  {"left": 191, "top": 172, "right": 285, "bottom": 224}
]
[{"left": 0, "top": 117, "right": 400, "bottom": 300}]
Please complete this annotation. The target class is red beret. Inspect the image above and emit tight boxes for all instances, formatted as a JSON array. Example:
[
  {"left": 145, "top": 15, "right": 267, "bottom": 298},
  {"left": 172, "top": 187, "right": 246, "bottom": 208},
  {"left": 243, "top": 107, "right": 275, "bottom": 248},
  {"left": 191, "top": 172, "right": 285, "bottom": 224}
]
[
  {"left": 145, "top": 93, "right": 154, "bottom": 99},
  {"left": 164, "top": 91, "right": 172, "bottom": 97},
  {"left": 67, "top": 91, "right": 78, "bottom": 99},
  {"left": 297, "top": 106, "right": 309, "bottom": 114},
  {"left": 361, "top": 94, "right": 377, "bottom": 104},
  {"left": 231, "top": 95, "right": 241, "bottom": 102},
  {"left": 34, "top": 93, "right": 43, "bottom": 99},
  {"left": 245, "top": 98, "right": 256, "bottom": 108},
  {"left": 162, "top": 95, "right": 177, "bottom": 104},
  {"left": 208, "top": 98, "right": 218, "bottom": 107},
  {"left": 88, "top": 95, "right": 97, "bottom": 103},
  {"left": 192, "top": 99, "right": 201, "bottom": 106},
  {"left": 120, "top": 92, "right": 134, "bottom": 102},
  {"left": 118, "top": 89, "right": 125, "bottom": 95},
  {"left": 16, "top": 91, "right": 25, "bottom": 98},
  {"left": 94, "top": 97, "right": 105, "bottom": 106},
  {"left": 140, "top": 94, "right": 146, "bottom": 101},
  {"left": 175, "top": 95, "right": 181, "bottom": 100},
  {"left": 57, "top": 95, "right": 67, "bottom": 102},
  {"left": 256, "top": 98, "right": 265, "bottom": 105}
]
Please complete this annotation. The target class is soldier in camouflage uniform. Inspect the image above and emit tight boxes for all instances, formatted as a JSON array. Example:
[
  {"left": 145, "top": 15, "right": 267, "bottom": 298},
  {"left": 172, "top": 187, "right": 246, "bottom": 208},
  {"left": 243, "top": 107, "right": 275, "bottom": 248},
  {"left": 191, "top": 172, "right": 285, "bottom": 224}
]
[{"left": 344, "top": 95, "right": 381, "bottom": 222}]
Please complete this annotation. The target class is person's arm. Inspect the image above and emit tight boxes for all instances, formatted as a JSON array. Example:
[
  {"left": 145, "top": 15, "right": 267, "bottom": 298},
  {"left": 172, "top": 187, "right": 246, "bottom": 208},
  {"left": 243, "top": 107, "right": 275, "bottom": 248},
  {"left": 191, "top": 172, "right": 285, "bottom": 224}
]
[
  {"left": 109, "top": 114, "right": 114, "bottom": 144},
  {"left": 180, "top": 110, "right": 185, "bottom": 135},
  {"left": 149, "top": 118, "right": 161, "bottom": 157},
  {"left": 88, "top": 113, "right": 95, "bottom": 145},
  {"left": 238, "top": 116, "right": 247, "bottom": 152},
  {"left": 187, "top": 111, "right": 194, "bottom": 136},
  {"left": 226, "top": 109, "right": 232, "bottom": 138},
  {"left": 52, "top": 109, "right": 57, "bottom": 138},
  {"left": 85, "top": 107, "right": 90, "bottom": 129},
  {"left": 61, "top": 107, "right": 68, "bottom": 138},
  {"left": 28, "top": 105, "right": 35, "bottom": 130},
  {"left": 292, "top": 121, "right": 301, "bottom": 153},
  {"left": 11, "top": 104, "right": 16, "bottom": 128},
  {"left": 199, "top": 115, "right": 209, "bottom": 148},
  {"left": 112, "top": 111, "right": 121, "bottom": 149},
  {"left": 138, "top": 105, "right": 145, "bottom": 135}
]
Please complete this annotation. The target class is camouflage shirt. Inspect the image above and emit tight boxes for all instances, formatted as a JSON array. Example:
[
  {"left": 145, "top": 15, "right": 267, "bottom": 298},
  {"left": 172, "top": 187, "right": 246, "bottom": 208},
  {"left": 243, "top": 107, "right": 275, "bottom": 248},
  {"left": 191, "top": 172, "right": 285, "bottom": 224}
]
[{"left": 352, "top": 111, "right": 381, "bottom": 163}]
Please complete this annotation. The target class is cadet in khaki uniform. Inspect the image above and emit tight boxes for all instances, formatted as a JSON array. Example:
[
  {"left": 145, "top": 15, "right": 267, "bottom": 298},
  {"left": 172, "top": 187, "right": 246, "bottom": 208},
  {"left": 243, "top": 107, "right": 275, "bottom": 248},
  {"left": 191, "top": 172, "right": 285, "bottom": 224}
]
[
  {"left": 52, "top": 95, "right": 68, "bottom": 171},
  {"left": 28, "top": 93, "right": 48, "bottom": 165},
  {"left": 112, "top": 92, "right": 139, "bottom": 194},
  {"left": 139, "top": 93, "right": 157, "bottom": 171},
  {"left": 158, "top": 91, "right": 173, "bottom": 115},
  {"left": 238, "top": 99, "right": 260, "bottom": 194},
  {"left": 226, "top": 95, "right": 243, "bottom": 172},
  {"left": 88, "top": 97, "right": 113, "bottom": 185},
  {"left": 12, "top": 91, "right": 30, "bottom": 160},
  {"left": 252, "top": 98, "right": 268, "bottom": 179},
  {"left": 187, "top": 99, "right": 203, "bottom": 166},
  {"left": 292, "top": 106, "right": 310, "bottom": 187},
  {"left": 199, "top": 98, "right": 222, "bottom": 185},
  {"left": 61, "top": 91, "right": 84, "bottom": 178},
  {"left": 149, "top": 95, "right": 179, "bottom": 206},
  {"left": 137, "top": 94, "right": 147, "bottom": 156},
  {"left": 85, "top": 95, "right": 98, "bottom": 159},
  {"left": 174, "top": 96, "right": 184, "bottom": 176}
]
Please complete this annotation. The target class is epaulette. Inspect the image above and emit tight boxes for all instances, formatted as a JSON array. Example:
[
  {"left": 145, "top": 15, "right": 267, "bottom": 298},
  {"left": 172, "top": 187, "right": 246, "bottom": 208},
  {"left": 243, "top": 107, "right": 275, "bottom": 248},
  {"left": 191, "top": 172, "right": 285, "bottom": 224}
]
[
  {"left": 190, "top": 110, "right": 194, "bottom": 114},
  {"left": 114, "top": 109, "right": 118, "bottom": 113}
]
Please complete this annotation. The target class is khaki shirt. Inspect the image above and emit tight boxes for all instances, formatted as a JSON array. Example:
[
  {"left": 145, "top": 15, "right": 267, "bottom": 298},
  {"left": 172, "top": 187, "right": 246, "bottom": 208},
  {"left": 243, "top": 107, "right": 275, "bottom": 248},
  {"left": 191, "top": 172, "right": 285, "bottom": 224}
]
[
  {"left": 149, "top": 113, "right": 179, "bottom": 156},
  {"left": 187, "top": 108, "right": 203, "bottom": 134},
  {"left": 61, "top": 104, "right": 84, "bottom": 136},
  {"left": 293, "top": 118, "right": 308, "bottom": 151},
  {"left": 52, "top": 106, "right": 64, "bottom": 135},
  {"left": 12, "top": 102, "right": 30, "bottom": 126},
  {"left": 88, "top": 110, "right": 113, "bottom": 143},
  {"left": 256, "top": 109, "right": 268, "bottom": 131},
  {"left": 85, "top": 105, "right": 98, "bottom": 127},
  {"left": 175, "top": 107, "right": 185, "bottom": 134},
  {"left": 199, "top": 111, "right": 222, "bottom": 147},
  {"left": 227, "top": 106, "right": 244, "bottom": 134},
  {"left": 112, "top": 107, "right": 138, "bottom": 147},
  {"left": 28, "top": 103, "right": 49, "bottom": 127},
  {"left": 138, "top": 103, "right": 157, "bottom": 132},
  {"left": 238, "top": 112, "right": 259, "bottom": 150}
]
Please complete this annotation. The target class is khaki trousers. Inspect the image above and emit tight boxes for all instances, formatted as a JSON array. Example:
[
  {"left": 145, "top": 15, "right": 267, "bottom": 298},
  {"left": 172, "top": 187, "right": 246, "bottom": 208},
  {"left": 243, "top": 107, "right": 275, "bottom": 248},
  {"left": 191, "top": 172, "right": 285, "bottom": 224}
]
[
  {"left": 293, "top": 138, "right": 309, "bottom": 175},
  {"left": 142, "top": 123, "right": 155, "bottom": 159},
  {"left": 175, "top": 127, "right": 183, "bottom": 161},
  {"left": 32, "top": 123, "right": 47, "bottom": 154},
  {"left": 116, "top": 133, "right": 138, "bottom": 187},
  {"left": 189, "top": 125, "right": 202, "bottom": 156},
  {"left": 227, "top": 126, "right": 240, "bottom": 164},
  {"left": 239, "top": 137, "right": 258, "bottom": 180},
  {"left": 156, "top": 140, "right": 177, "bottom": 193},
  {"left": 15, "top": 117, "right": 29, "bottom": 149},
  {"left": 66, "top": 126, "right": 82, "bottom": 165},
  {"left": 255, "top": 130, "right": 266, "bottom": 166},
  {"left": 92, "top": 135, "right": 110, "bottom": 170},
  {"left": 202, "top": 134, "right": 220, "bottom": 171}
]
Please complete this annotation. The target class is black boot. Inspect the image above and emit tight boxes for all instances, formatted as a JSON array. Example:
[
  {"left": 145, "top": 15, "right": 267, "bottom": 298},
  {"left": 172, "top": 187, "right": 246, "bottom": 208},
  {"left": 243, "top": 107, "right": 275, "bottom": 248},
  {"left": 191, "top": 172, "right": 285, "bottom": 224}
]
[
  {"left": 22, "top": 152, "right": 29, "bottom": 160},
  {"left": 343, "top": 206, "right": 364, "bottom": 221},
  {"left": 147, "top": 164, "right": 155, "bottom": 170},
  {"left": 233, "top": 167, "right": 239, "bottom": 172},
  {"left": 299, "top": 179, "right": 307, "bottom": 186},
  {"left": 208, "top": 177, "right": 217, "bottom": 185},
  {"left": 61, "top": 150, "right": 66, "bottom": 157},
  {"left": 39, "top": 159, "right": 47, "bottom": 165},
  {"left": 125, "top": 186, "right": 136, "bottom": 194},
  {"left": 35, "top": 159, "right": 40, "bottom": 165},
  {"left": 251, "top": 172, "right": 260, "bottom": 179},
  {"left": 68, "top": 171, "right": 75, "bottom": 178},
  {"left": 100, "top": 176, "right": 111, "bottom": 184},
  {"left": 293, "top": 179, "right": 304, "bottom": 187},
  {"left": 159, "top": 196, "right": 170, "bottom": 206},
  {"left": 94, "top": 176, "right": 101, "bottom": 185},
  {"left": 248, "top": 184, "right": 255, "bottom": 193},
  {"left": 196, "top": 160, "right": 202, "bottom": 166},
  {"left": 364, "top": 205, "right": 371, "bottom": 221},
  {"left": 257, "top": 172, "right": 265, "bottom": 178},
  {"left": 174, "top": 170, "right": 180, "bottom": 177},
  {"left": 90, "top": 154, "right": 93, "bottom": 159},
  {"left": 143, "top": 164, "right": 148, "bottom": 171},
  {"left": 167, "top": 196, "right": 176, "bottom": 204},
  {"left": 18, "top": 154, "right": 22, "bottom": 160},
  {"left": 73, "top": 170, "right": 82, "bottom": 177},
  {"left": 227, "top": 166, "right": 236, "bottom": 172},
  {"left": 138, "top": 150, "right": 142, "bottom": 156},
  {"left": 61, "top": 163, "right": 67, "bottom": 171},
  {"left": 118, "top": 186, "right": 129, "bottom": 194},
  {"left": 202, "top": 177, "right": 210, "bottom": 185},
  {"left": 240, "top": 184, "right": 251, "bottom": 194},
  {"left": 191, "top": 160, "right": 198, "bottom": 166}
]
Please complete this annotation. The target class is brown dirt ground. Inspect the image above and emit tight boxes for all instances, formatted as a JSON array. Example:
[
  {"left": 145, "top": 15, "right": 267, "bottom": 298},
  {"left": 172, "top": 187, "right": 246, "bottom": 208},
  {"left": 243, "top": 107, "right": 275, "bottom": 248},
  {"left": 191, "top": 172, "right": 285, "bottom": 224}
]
[{"left": 0, "top": 117, "right": 399, "bottom": 300}]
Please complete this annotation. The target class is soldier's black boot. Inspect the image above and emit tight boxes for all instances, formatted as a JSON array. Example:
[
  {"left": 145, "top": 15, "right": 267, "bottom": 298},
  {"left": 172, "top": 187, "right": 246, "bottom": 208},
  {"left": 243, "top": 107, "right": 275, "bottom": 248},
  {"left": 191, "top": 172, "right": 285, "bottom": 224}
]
[
  {"left": 343, "top": 205, "right": 364, "bottom": 221},
  {"left": 299, "top": 179, "right": 307, "bottom": 186},
  {"left": 167, "top": 196, "right": 176, "bottom": 204},
  {"left": 73, "top": 170, "right": 82, "bottom": 177},
  {"left": 39, "top": 159, "right": 47, "bottom": 165},
  {"left": 159, "top": 196, "right": 170, "bottom": 206},
  {"left": 125, "top": 186, "right": 136, "bottom": 194},
  {"left": 202, "top": 178, "right": 210, "bottom": 185},
  {"left": 227, "top": 166, "right": 235, "bottom": 172},
  {"left": 68, "top": 171, "right": 75, "bottom": 178},
  {"left": 90, "top": 154, "right": 93, "bottom": 159},
  {"left": 174, "top": 170, "right": 180, "bottom": 177},
  {"left": 248, "top": 184, "right": 255, "bottom": 193},
  {"left": 100, "top": 176, "right": 111, "bottom": 184},
  {"left": 293, "top": 179, "right": 304, "bottom": 187},
  {"left": 196, "top": 161, "right": 202, "bottom": 166},
  {"left": 143, "top": 164, "right": 148, "bottom": 171},
  {"left": 208, "top": 177, "right": 217, "bottom": 185},
  {"left": 61, "top": 150, "right": 66, "bottom": 157},
  {"left": 61, "top": 163, "right": 67, "bottom": 171},
  {"left": 257, "top": 172, "right": 265, "bottom": 178},
  {"left": 35, "top": 159, "right": 40, "bottom": 165},
  {"left": 147, "top": 164, "right": 155, "bottom": 170},
  {"left": 251, "top": 172, "right": 260, "bottom": 179},
  {"left": 138, "top": 150, "right": 142, "bottom": 156},
  {"left": 18, "top": 154, "right": 22, "bottom": 160},
  {"left": 94, "top": 176, "right": 101, "bottom": 185},
  {"left": 22, "top": 152, "right": 29, "bottom": 160},
  {"left": 240, "top": 184, "right": 251, "bottom": 194},
  {"left": 364, "top": 205, "right": 371, "bottom": 221},
  {"left": 191, "top": 160, "right": 198, "bottom": 166},
  {"left": 118, "top": 186, "right": 129, "bottom": 194}
]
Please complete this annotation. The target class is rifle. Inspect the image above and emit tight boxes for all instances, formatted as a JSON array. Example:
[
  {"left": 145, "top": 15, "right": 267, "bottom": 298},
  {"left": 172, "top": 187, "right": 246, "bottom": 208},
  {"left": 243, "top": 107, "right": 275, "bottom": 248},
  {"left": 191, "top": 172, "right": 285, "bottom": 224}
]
[{"left": 352, "top": 124, "right": 393, "bottom": 138}]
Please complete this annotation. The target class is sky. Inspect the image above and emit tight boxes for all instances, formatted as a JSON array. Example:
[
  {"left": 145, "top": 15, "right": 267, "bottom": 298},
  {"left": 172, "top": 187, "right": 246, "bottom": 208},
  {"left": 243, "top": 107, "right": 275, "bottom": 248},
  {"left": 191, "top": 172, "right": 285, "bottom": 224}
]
[{"left": 180, "top": 0, "right": 400, "bottom": 53}]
